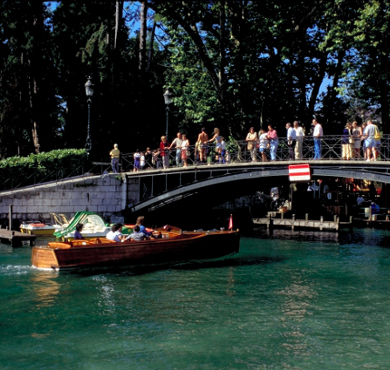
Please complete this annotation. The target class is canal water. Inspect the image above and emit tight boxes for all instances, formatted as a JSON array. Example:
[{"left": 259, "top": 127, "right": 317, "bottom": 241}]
[{"left": 1, "top": 228, "right": 390, "bottom": 369}]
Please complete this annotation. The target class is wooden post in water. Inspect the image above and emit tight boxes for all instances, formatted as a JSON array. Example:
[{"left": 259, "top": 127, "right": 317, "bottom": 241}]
[
  {"left": 320, "top": 216, "right": 324, "bottom": 231},
  {"left": 9, "top": 205, "right": 12, "bottom": 231},
  {"left": 292, "top": 214, "right": 296, "bottom": 231}
]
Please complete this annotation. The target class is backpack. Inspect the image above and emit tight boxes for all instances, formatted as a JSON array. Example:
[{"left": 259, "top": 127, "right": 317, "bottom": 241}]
[{"left": 374, "top": 125, "right": 381, "bottom": 140}]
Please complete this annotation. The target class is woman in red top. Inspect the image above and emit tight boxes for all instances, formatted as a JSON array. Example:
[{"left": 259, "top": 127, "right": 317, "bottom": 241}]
[
  {"left": 267, "top": 125, "right": 279, "bottom": 161},
  {"left": 160, "top": 136, "right": 171, "bottom": 169}
]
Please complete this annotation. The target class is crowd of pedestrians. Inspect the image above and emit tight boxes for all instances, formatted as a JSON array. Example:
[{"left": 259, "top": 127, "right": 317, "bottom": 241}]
[{"left": 108, "top": 119, "right": 382, "bottom": 173}]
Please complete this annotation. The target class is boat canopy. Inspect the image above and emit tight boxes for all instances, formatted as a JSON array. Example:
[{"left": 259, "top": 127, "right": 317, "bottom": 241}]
[{"left": 53, "top": 211, "right": 107, "bottom": 238}]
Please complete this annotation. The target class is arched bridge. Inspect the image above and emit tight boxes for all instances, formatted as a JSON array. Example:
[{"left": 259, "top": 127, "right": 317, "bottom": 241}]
[{"left": 128, "top": 160, "right": 390, "bottom": 213}]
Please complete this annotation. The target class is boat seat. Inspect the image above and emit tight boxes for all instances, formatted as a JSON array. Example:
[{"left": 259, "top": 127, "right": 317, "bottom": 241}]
[{"left": 48, "top": 241, "right": 72, "bottom": 249}]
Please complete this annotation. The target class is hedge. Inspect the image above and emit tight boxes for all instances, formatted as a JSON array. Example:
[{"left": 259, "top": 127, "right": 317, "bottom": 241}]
[{"left": 0, "top": 149, "right": 88, "bottom": 190}]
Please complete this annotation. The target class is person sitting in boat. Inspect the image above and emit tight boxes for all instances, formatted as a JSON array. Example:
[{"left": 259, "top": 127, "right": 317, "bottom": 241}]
[
  {"left": 136, "top": 216, "right": 153, "bottom": 238},
  {"left": 106, "top": 224, "right": 125, "bottom": 242},
  {"left": 74, "top": 223, "right": 84, "bottom": 240},
  {"left": 124, "top": 225, "right": 146, "bottom": 241}
]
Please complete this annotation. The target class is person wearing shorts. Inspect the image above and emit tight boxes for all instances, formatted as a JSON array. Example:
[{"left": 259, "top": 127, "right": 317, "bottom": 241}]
[
  {"left": 258, "top": 129, "right": 268, "bottom": 162},
  {"left": 196, "top": 128, "right": 209, "bottom": 164},
  {"left": 362, "top": 120, "right": 378, "bottom": 161}
]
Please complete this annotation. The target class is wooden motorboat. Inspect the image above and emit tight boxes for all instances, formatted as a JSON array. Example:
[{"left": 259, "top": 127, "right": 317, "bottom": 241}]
[{"left": 31, "top": 226, "right": 240, "bottom": 270}]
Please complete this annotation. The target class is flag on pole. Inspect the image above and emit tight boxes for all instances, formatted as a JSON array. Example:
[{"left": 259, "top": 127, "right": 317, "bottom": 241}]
[{"left": 228, "top": 214, "right": 233, "bottom": 230}]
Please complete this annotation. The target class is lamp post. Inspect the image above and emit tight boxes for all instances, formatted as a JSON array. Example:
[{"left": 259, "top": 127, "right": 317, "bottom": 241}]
[
  {"left": 163, "top": 89, "right": 172, "bottom": 138},
  {"left": 85, "top": 77, "right": 94, "bottom": 157}
]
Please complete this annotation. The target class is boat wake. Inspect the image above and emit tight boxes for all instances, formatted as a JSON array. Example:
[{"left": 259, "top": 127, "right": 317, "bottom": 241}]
[{"left": 1, "top": 264, "right": 32, "bottom": 276}]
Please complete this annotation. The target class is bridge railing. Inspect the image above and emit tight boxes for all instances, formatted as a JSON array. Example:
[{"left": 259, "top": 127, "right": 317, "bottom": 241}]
[
  {"left": 120, "top": 134, "right": 389, "bottom": 171},
  {"left": 1, "top": 135, "right": 386, "bottom": 192}
]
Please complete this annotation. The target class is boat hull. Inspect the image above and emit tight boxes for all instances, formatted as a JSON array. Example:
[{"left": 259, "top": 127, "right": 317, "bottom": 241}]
[
  {"left": 32, "top": 231, "right": 240, "bottom": 270},
  {"left": 20, "top": 227, "right": 56, "bottom": 236}
]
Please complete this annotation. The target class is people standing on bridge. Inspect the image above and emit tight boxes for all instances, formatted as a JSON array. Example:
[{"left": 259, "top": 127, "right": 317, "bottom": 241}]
[
  {"left": 362, "top": 120, "right": 378, "bottom": 161},
  {"left": 168, "top": 132, "right": 183, "bottom": 167},
  {"left": 209, "top": 128, "right": 222, "bottom": 161},
  {"left": 145, "top": 147, "right": 153, "bottom": 169},
  {"left": 109, "top": 144, "right": 120, "bottom": 173},
  {"left": 351, "top": 121, "right": 362, "bottom": 159},
  {"left": 140, "top": 152, "right": 146, "bottom": 170},
  {"left": 225, "top": 150, "right": 231, "bottom": 163},
  {"left": 220, "top": 136, "right": 226, "bottom": 164},
  {"left": 181, "top": 134, "right": 190, "bottom": 168},
  {"left": 312, "top": 119, "right": 323, "bottom": 159},
  {"left": 342, "top": 123, "right": 352, "bottom": 160},
  {"left": 286, "top": 123, "right": 296, "bottom": 160},
  {"left": 152, "top": 149, "right": 161, "bottom": 169},
  {"left": 160, "top": 136, "right": 170, "bottom": 169},
  {"left": 361, "top": 122, "right": 367, "bottom": 159},
  {"left": 258, "top": 129, "right": 269, "bottom": 162},
  {"left": 133, "top": 149, "right": 141, "bottom": 172},
  {"left": 246, "top": 127, "right": 258, "bottom": 162},
  {"left": 267, "top": 124, "right": 278, "bottom": 161},
  {"left": 293, "top": 121, "right": 305, "bottom": 159},
  {"left": 197, "top": 127, "right": 209, "bottom": 164}
]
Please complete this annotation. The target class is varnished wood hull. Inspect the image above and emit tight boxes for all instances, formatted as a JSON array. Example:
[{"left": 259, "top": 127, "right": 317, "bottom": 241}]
[{"left": 31, "top": 231, "right": 240, "bottom": 270}]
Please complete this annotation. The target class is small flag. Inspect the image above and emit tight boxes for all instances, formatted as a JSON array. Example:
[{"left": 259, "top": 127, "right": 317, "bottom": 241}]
[{"left": 228, "top": 214, "right": 233, "bottom": 230}]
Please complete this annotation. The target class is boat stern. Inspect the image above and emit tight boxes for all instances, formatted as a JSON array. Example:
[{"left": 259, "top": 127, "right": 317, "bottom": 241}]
[{"left": 32, "top": 247, "right": 59, "bottom": 269}]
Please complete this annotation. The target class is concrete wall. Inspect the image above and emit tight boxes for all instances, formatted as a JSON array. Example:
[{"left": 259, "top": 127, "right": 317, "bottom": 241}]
[{"left": 0, "top": 174, "right": 140, "bottom": 222}]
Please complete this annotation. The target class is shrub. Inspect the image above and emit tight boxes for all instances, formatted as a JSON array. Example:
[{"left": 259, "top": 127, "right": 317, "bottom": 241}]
[{"left": 0, "top": 149, "right": 88, "bottom": 190}]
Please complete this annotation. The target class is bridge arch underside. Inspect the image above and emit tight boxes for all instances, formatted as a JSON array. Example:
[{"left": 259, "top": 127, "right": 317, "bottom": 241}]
[{"left": 130, "top": 165, "right": 390, "bottom": 213}]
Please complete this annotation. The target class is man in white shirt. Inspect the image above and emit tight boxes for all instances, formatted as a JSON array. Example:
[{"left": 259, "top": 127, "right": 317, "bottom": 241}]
[
  {"left": 168, "top": 132, "right": 183, "bottom": 167},
  {"left": 106, "top": 224, "right": 124, "bottom": 242},
  {"left": 286, "top": 122, "right": 296, "bottom": 160},
  {"left": 362, "top": 120, "right": 379, "bottom": 161},
  {"left": 312, "top": 119, "right": 323, "bottom": 159},
  {"left": 293, "top": 121, "right": 305, "bottom": 159}
]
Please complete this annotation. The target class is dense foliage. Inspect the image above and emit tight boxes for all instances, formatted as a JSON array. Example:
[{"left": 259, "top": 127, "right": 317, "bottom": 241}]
[
  {"left": 1, "top": 0, "right": 390, "bottom": 160},
  {"left": 0, "top": 149, "right": 88, "bottom": 190}
]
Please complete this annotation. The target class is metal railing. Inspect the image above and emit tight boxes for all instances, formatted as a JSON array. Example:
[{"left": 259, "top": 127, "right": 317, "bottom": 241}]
[
  {"left": 120, "top": 135, "right": 390, "bottom": 171},
  {"left": 1, "top": 135, "right": 387, "bottom": 192}
]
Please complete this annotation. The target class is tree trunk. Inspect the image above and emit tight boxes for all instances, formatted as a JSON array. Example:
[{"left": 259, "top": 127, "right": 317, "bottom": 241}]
[
  {"left": 139, "top": 1, "right": 147, "bottom": 71},
  {"left": 146, "top": 19, "right": 156, "bottom": 73},
  {"left": 308, "top": 52, "right": 327, "bottom": 122},
  {"left": 326, "top": 49, "right": 345, "bottom": 127},
  {"left": 114, "top": 1, "right": 123, "bottom": 50},
  {"left": 28, "top": 72, "right": 40, "bottom": 154}
]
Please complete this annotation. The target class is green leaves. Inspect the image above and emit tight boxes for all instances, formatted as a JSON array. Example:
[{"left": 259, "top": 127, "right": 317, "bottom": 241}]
[{"left": 0, "top": 149, "right": 88, "bottom": 190}]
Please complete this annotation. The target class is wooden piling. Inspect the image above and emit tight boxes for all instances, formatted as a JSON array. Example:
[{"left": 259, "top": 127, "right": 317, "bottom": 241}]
[{"left": 9, "top": 205, "right": 12, "bottom": 231}]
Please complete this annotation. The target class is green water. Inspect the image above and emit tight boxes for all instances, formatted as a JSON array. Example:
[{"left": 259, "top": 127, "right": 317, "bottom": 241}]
[{"left": 1, "top": 229, "right": 390, "bottom": 369}]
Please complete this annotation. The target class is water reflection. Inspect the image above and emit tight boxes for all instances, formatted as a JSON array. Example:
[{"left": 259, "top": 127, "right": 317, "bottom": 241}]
[
  {"left": 61, "top": 255, "right": 285, "bottom": 278},
  {"left": 30, "top": 271, "right": 60, "bottom": 308},
  {"left": 226, "top": 267, "right": 236, "bottom": 297},
  {"left": 254, "top": 228, "right": 340, "bottom": 243}
]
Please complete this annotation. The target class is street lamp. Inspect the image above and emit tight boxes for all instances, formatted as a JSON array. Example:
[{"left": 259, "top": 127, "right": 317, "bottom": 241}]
[
  {"left": 163, "top": 89, "right": 172, "bottom": 138},
  {"left": 85, "top": 76, "right": 94, "bottom": 157}
]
